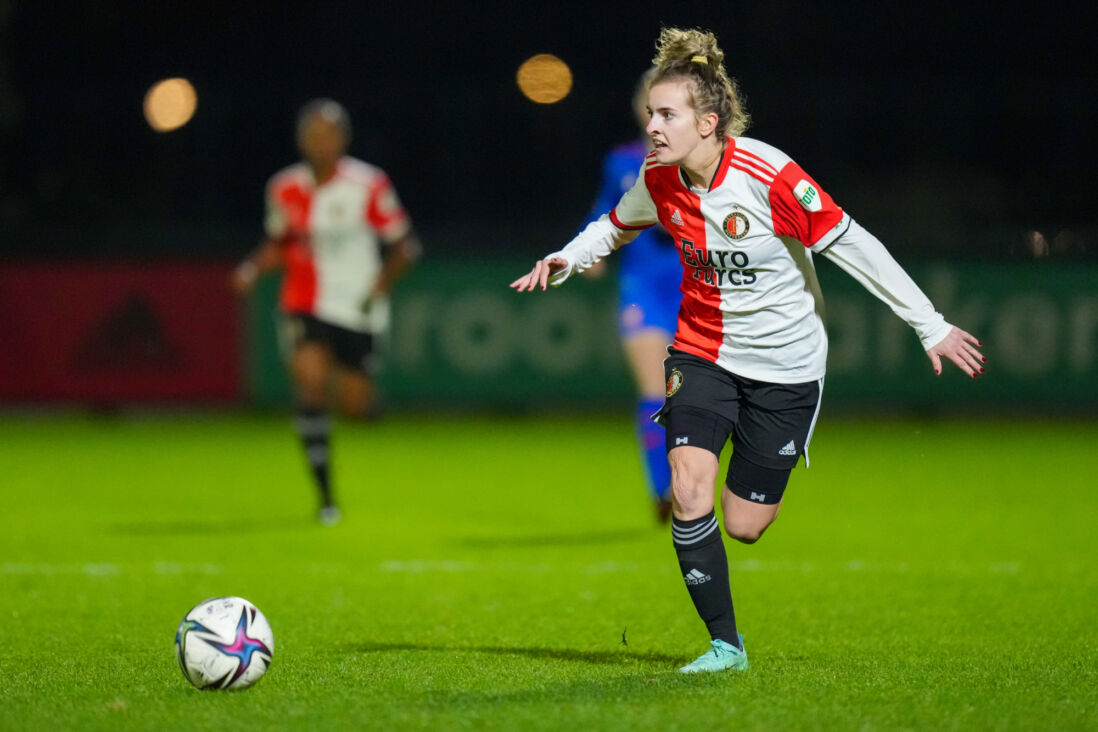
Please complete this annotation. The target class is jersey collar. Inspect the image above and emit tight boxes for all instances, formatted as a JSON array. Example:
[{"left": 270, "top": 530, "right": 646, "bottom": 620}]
[
  {"left": 309, "top": 156, "right": 346, "bottom": 188},
  {"left": 677, "top": 136, "right": 735, "bottom": 193}
]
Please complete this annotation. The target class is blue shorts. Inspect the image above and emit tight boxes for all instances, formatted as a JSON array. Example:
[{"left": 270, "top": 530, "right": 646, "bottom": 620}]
[{"left": 618, "top": 270, "right": 681, "bottom": 338}]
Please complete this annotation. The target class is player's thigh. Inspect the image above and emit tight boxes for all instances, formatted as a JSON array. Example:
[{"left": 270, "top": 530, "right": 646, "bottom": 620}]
[
  {"left": 329, "top": 327, "right": 380, "bottom": 417},
  {"left": 622, "top": 329, "right": 673, "bottom": 399},
  {"left": 720, "top": 377, "right": 820, "bottom": 541},
  {"left": 282, "top": 314, "right": 334, "bottom": 388},
  {"left": 290, "top": 342, "right": 332, "bottom": 391},
  {"left": 733, "top": 377, "right": 822, "bottom": 469}
]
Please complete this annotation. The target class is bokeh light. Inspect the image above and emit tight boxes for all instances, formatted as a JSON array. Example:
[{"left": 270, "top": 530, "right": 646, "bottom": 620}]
[
  {"left": 516, "top": 54, "right": 572, "bottom": 104},
  {"left": 143, "top": 78, "right": 198, "bottom": 132}
]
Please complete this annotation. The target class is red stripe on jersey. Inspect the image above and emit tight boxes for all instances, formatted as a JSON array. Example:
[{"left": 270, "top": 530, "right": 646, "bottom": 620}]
[
  {"left": 609, "top": 208, "right": 654, "bottom": 230},
  {"left": 669, "top": 193, "right": 723, "bottom": 362},
  {"left": 727, "top": 159, "right": 773, "bottom": 186},
  {"left": 275, "top": 185, "right": 318, "bottom": 314},
  {"left": 641, "top": 164, "right": 724, "bottom": 361},
  {"left": 730, "top": 146, "right": 780, "bottom": 177},
  {"left": 730, "top": 153, "right": 776, "bottom": 183}
]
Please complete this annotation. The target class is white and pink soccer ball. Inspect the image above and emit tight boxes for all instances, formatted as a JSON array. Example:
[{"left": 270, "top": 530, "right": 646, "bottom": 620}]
[{"left": 175, "top": 596, "right": 274, "bottom": 690}]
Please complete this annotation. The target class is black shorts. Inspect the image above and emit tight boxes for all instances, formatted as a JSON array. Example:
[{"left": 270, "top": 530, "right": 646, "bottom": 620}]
[
  {"left": 657, "top": 348, "right": 823, "bottom": 469},
  {"left": 281, "top": 313, "right": 381, "bottom": 375}
]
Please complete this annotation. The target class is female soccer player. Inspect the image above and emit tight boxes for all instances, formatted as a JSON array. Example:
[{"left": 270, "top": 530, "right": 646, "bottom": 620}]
[
  {"left": 233, "top": 99, "right": 421, "bottom": 525},
  {"left": 512, "top": 28, "right": 985, "bottom": 673},
  {"left": 586, "top": 70, "right": 682, "bottom": 523}
]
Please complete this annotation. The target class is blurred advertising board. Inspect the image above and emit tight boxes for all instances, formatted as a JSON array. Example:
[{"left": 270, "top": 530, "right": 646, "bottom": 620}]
[
  {"left": 0, "top": 262, "right": 241, "bottom": 404},
  {"left": 247, "top": 258, "right": 1097, "bottom": 413}
]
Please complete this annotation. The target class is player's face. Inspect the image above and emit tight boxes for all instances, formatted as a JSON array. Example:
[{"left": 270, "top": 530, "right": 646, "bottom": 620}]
[
  {"left": 646, "top": 81, "right": 703, "bottom": 165},
  {"left": 298, "top": 115, "right": 347, "bottom": 172}
]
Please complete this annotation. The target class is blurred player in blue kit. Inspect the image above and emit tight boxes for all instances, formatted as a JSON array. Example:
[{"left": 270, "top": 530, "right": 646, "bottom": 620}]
[{"left": 586, "top": 70, "right": 682, "bottom": 523}]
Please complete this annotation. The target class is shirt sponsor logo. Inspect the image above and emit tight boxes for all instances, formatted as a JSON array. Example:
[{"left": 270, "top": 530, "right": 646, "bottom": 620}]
[
  {"left": 680, "top": 238, "right": 757, "bottom": 287},
  {"left": 793, "top": 180, "right": 823, "bottom": 212},
  {"left": 722, "top": 211, "right": 750, "bottom": 239}
]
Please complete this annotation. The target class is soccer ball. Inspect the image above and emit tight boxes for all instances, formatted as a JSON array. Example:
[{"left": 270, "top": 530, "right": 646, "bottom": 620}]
[{"left": 174, "top": 596, "right": 274, "bottom": 690}]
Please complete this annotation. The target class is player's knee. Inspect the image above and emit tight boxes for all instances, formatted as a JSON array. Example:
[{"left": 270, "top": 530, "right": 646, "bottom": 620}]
[
  {"left": 722, "top": 515, "right": 770, "bottom": 545},
  {"left": 668, "top": 449, "right": 718, "bottom": 515},
  {"left": 670, "top": 475, "right": 710, "bottom": 515},
  {"left": 295, "top": 382, "right": 327, "bottom": 409}
]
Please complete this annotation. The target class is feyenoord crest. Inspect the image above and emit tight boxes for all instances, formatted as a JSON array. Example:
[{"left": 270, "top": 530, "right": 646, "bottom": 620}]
[
  {"left": 722, "top": 211, "right": 749, "bottom": 240},
  {"left": 666, "top": 368, "right": 684, "bottom": 397}
]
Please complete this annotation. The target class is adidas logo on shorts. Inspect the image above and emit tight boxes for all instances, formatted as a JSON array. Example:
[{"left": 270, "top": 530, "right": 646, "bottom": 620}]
[{"left": 778, "top": 440, "right": 796, "bottom": 456}]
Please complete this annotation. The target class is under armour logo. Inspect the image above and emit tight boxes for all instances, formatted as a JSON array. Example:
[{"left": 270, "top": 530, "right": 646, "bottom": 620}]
[
  {"left": 675, "top": 436, "right": 689, "bottom": 445},
  {"left": 749, "top": 492, "right": 767, "bottom": 502}
]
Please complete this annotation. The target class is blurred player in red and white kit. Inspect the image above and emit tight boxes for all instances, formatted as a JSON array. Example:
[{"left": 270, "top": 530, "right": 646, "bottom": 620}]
[
  {"left": 233, "top": 99, "right": 421, "bottom": 525},
  {"left": 513, "top": 29, "right": 985, "bottom": 672}
]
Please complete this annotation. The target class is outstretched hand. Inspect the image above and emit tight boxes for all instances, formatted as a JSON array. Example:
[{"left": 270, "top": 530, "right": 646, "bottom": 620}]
[
  {"left": 230, "top": 263, "right": 258, "bottom": 296},
  {"left": 927, "top": 326, "right": 985, "bottom": 378},
  {"left": 509, "top": 257, "right": 569, "bottom": 292}
]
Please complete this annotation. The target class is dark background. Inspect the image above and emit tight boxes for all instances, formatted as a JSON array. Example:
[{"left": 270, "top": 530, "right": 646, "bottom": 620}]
[{"left": 1, "top": 1, "right": 1093, "bottom": 260}]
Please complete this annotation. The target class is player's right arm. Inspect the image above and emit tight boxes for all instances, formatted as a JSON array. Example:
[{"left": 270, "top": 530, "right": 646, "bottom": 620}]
[
  {"left": 231, "top": 238, "right": 283, "bottom": 295},
  {"left": 511, "top": 160, "right": 657, "bottom": 293},
  {"left": 232, "top": 177, "right": 290, "bottom": 295}
]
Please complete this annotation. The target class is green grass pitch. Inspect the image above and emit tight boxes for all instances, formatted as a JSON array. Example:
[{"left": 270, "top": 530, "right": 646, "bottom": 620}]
[{"left": 1, "top": 412, "right": 1095, "bottom": 730}]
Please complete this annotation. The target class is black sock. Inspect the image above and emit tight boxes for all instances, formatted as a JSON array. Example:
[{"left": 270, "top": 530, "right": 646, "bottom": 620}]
[
  {"left": 672, "top": 510, "right": 740, "bottom": 648},
  {"left": 294, "top": 405, "right": 333, "bottom": 507}
]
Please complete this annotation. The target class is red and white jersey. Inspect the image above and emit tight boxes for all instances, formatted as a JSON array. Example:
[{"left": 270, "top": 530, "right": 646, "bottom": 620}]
[
  {"left": 606, "top": 137, "right": 847, "bottom": 383},
  {"left": 265, "top": 156, "right": 411, "bottom": 333}
]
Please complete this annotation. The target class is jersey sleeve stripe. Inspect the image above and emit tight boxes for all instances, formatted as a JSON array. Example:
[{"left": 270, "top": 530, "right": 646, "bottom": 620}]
[
  {"left": 609, "top": 208, "right": 655, "bottom": 230},
  {"left": 730, "top": 152, "right": 776, "bottom": 182},
  {"left": 730, "top": 146, "right": 780, "bottom": 177},
  {"left": 728, "top": 159, "right": 774, "bottom": 186}
]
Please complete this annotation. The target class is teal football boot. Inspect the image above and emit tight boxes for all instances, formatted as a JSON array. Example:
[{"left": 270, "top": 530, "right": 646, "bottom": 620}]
[{"left": 679, "top": 634, "right": 748, "bottom": 674}]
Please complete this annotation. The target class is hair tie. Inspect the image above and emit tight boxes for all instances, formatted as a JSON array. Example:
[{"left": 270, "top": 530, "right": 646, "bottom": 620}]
[{"left": 690, "top": 55, "right": 708, "bottom": 65}]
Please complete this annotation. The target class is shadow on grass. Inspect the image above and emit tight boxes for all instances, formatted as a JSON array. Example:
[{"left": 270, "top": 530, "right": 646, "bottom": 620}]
[
  {"left": 108, "top": 517, "right": 306, "bottom": 536},
  {"left": 456, "top": 528, "right": 653, "bottom": 549},
  {"left": 345, "top": 642, "right": 738, "bottom": 714},
  {"left": 350, "top": 640, "right": 682, "bottom": 667}
]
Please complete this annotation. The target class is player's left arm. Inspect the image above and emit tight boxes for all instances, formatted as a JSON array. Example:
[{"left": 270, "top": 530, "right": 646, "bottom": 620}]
[
  {"left": 770, "top": 162, "right": 985, "bottom": 377},
  {"left": 818, "top": 222, "right": 985, "bottom": 377},
  {"left": 373, "top": 230, "right": 422, "bottom": 298},
  {"left": 363, "top": 173, "right": 421, "bottom": 307}
]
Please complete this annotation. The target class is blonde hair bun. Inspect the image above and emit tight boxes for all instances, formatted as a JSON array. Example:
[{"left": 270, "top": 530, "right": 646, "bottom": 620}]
[{"left": 649, "top": 27, "right": 750, "bottom": 138}]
